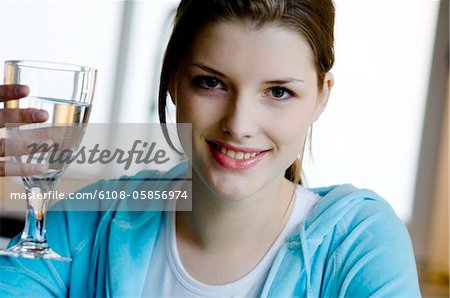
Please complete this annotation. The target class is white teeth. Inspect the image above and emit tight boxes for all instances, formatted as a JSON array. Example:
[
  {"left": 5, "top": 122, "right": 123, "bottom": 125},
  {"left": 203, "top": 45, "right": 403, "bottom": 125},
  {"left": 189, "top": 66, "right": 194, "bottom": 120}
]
[
  {"left": 218, "top": 146, "right": 260, "bottom": 160},
  {"left": 226, "top": 150, "right": 236, "bottom": 158},
  {"left": 235, "top": 152, "right": 244, "bottom": 160}
]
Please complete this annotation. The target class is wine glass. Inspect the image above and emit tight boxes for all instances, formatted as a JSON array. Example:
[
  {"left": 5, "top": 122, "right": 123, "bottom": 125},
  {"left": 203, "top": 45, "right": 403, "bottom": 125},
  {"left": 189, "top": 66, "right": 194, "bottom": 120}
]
[{"left": 0, "top": 60, "right": 96, "bottom": 260}]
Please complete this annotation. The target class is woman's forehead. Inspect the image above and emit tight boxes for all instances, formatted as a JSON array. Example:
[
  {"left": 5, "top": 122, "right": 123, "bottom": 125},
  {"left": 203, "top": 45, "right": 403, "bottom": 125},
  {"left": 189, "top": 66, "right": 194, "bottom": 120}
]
[{"left": 183, "top": 21, "right": 316, "bottom": 80}]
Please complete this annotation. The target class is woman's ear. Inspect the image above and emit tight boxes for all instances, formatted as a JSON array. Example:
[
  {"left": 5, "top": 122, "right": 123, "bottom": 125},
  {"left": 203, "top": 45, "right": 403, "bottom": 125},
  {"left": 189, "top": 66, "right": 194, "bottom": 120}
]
[{"left": 312, "top": 72, "right": 334, "bottom": 122}]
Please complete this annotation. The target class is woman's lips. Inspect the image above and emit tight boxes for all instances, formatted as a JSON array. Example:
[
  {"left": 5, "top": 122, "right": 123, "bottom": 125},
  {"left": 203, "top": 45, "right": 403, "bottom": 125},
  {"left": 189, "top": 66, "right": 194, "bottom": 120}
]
[{"left": 207, "top": 140, "right": 269, "bottom": 170}]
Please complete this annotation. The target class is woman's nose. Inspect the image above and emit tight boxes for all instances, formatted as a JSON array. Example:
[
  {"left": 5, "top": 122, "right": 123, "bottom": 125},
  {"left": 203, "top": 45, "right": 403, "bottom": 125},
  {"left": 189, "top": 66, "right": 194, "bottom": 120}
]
[{"left": 220, "top": 92, "right": 259, "bottom": 140}]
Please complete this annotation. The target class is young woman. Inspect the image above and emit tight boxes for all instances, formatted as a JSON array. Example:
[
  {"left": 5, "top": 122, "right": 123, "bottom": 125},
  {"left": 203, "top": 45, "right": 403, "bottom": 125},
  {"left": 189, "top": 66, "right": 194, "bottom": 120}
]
[{"left": 0, "top": 0, "right": 421, "bottom": 297}]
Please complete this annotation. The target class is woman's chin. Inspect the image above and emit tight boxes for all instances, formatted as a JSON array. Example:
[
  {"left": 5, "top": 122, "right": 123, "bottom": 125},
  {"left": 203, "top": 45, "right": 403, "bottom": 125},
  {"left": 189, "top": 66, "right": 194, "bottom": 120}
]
[
  {"left": 203, "top": 173, "right": 261, "bottom": 202},
  {"left": 191, "top": 157, "right": 268, "bottom": 202}
]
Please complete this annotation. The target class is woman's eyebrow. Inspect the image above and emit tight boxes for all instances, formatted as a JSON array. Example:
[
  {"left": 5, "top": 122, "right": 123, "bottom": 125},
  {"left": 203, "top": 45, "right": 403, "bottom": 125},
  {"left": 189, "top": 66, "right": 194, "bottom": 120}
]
[
  {"left": 189, "top": 63, "right": 226, "bottom": 77},
  {"left": 264, "top": 79, "right": 305, "bottom": 84},
  {"left": 190, "top": 63, "right": 305, "bottom": 84}
]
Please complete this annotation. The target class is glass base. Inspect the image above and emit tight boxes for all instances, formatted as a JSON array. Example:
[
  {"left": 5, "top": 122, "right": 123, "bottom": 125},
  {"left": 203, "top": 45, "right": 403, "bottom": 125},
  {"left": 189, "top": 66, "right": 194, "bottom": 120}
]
[{"left": 0, "top": 240, "right": 71, "bottom": 261}]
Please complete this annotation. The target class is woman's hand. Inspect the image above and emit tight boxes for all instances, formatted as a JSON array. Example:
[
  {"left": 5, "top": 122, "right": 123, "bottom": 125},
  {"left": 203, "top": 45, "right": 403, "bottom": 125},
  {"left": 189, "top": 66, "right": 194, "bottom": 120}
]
[{"left": 0, "top": 84, "right": 49, "bottom": 176}]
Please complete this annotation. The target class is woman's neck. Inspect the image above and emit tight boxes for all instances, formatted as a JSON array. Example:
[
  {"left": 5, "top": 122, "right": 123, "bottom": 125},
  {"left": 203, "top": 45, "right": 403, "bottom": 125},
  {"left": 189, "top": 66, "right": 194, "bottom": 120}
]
[{"left": 176, "top": 172, "right": 296, "bottom": 252}]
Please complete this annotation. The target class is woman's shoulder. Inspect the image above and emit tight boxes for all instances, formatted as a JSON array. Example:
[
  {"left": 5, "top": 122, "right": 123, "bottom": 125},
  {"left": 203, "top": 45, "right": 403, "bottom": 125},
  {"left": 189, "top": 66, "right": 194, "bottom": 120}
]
[
  {"left": 301, "top": 184, "right": 415, "bottom": 254},
  {"left": 52, "top": 161, "right": 189, "bottom": 211},
  {"left": 45, "top": 162, "right": 189, "bottom": 257},
  {"left": 306, "top": 184, "right": 401, "bottom": 231},
  {"left": 288, "top": 183, "right": 403, "bottom": 244},
  {"left": 308, "top": 184, "right": 413, "bottom": 254},
  {"left": 292, "top": 184, "right": 411, "bottom": 258},
  {"left": 290, "top": 184, "right": 420, "bottom": 296}
]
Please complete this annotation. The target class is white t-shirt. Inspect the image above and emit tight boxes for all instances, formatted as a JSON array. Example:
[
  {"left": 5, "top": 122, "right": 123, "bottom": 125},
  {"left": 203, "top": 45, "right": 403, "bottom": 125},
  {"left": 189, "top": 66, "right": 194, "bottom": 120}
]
[{"left": 142, "top": 185, "right": 319, "bottom": 297}]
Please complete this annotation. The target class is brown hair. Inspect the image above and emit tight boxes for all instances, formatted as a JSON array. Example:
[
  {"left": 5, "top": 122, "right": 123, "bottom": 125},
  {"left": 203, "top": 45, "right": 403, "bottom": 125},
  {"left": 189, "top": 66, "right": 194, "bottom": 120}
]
[{"left": 159, "top": 0, "right": 335, "bottom": 184}]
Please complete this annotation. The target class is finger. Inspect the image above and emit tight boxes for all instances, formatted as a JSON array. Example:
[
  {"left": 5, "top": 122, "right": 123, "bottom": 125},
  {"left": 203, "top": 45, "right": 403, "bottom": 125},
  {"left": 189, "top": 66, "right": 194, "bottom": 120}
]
[
  {"left": 0, "top": 85, "right": 29, "bottom": 101},
  {"left": 0, "top": 160, "right": 48, "bottom": 176},
  {"left": 0, "top": 108, "right": 49, "bottom": 126},
  {"left": 11, "top": 126, "right": 85, "bottom": 150},
  {"left": 0, "top": 138, "right": 55, "bottom": 157},
  {"left": 6, "top": 127, "right": 53, "bottom": 140}
]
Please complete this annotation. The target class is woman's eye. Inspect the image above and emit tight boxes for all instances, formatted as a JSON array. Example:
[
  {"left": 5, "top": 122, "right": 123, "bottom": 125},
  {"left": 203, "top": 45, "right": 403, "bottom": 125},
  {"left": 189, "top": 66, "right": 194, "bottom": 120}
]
[
  {"left": 269, "top": 87, "right": 293, "bottom": 101},
  {"left": 193, "top": 75, "right": 224, "bottom": 90}
]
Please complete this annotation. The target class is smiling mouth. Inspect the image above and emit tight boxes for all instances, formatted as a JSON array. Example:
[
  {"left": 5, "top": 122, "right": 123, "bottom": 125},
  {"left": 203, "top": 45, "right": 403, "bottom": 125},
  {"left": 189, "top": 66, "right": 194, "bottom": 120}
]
[
  {"left": 207, "top": 141, "right": 269, "bottom": 170},
  {"left": 207, "top": 141, "right": 267, "bottom": 160}
]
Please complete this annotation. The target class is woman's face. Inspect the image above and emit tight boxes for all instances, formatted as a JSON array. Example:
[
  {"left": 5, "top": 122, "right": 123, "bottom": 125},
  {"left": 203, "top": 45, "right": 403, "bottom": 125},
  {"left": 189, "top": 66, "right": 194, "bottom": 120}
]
[{"left": 171, "top": 21, "right": 332, "bottom": 200}]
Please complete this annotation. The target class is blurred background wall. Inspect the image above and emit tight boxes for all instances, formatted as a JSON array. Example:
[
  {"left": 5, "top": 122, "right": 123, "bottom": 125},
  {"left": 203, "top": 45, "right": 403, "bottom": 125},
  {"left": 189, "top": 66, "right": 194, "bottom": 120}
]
[{"left": 0, "top": 0, "right": 448, "bottom": 295}]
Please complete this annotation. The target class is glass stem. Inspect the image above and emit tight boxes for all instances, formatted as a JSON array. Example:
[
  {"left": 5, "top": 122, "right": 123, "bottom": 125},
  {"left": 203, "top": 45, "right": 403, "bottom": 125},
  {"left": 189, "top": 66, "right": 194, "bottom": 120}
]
[{"left": 20, "top": 186, "right": 49, "bottom": 245}]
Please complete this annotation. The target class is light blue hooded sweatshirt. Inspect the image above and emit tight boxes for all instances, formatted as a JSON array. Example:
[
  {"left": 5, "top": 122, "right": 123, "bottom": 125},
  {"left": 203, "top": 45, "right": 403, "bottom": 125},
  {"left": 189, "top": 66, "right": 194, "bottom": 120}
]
[{"left": 0, "top": 163, "right": 421, "bottom": 297}]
